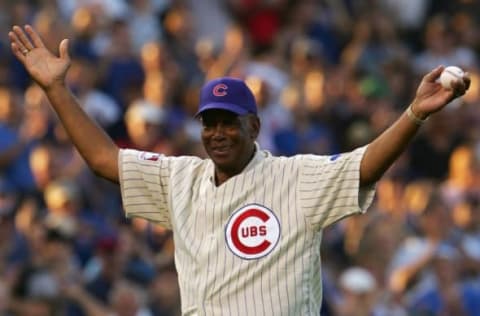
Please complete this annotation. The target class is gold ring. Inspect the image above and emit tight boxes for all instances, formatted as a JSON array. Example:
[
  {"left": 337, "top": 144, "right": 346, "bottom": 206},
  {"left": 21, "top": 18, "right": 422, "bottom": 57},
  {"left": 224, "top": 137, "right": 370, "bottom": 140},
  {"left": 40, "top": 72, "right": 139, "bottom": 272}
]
[{"left": 22, "top": 49, "right": 29, "bottom": 55}]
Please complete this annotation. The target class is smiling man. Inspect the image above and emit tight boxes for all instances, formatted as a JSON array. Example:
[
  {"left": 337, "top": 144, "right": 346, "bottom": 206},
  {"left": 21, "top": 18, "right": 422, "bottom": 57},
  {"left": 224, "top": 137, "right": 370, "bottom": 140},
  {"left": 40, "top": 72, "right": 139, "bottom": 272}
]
[
  {"left": 8, "top": 25, "right": 470, "bottom": 316},
  {"left": 197, "top": 78, "right": 260, "bottom": 185}
]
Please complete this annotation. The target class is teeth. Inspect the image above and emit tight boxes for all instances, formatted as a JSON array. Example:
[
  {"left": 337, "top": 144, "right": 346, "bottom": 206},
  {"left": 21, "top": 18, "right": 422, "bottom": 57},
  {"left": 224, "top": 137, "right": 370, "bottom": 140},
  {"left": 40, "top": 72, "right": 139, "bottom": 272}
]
[{"left": 214, "top": 146, "right": 228, "bottom": 152}]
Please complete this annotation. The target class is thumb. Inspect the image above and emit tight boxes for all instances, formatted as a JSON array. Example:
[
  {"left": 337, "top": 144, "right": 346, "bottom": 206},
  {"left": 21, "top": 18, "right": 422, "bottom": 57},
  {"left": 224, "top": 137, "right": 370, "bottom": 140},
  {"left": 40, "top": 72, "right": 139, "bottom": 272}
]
[
  {"left": 423, "top": 65, "right": 444, "bottom": 83},
  {"left": 59, "top": 39, "right": 70, "bottom": 61}
]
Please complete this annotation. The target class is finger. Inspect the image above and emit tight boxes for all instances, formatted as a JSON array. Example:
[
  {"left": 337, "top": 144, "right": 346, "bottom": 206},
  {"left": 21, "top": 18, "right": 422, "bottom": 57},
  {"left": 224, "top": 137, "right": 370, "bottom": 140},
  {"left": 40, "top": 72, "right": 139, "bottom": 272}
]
[
  {"left": 423, "top": 65, "right": 444, "bottom": 83},
  {"left": 10, "top": 42, "right": 27, "bottom": 64},
  {"left": 443, "top": 89, "right": 457, "bottom": 104},
  {"left": 463, "top": 72, "right": 471, "bottom": 90},
  {"left": 12, "top": 25, "right": 34, "bottom": 50},
  {"left": 451, "top": 79, "right": 466, "bottom": 97},
  {"left": 24, "top": 24, "right": 46, "bottom": 49},
  {"left": 9, "top": 31, "right": 30, "bottom": 58},
  {"left": 8, "top": 30, "right": 27, "bottom": 52},
  {"left": 59, "top": 39, "right": 70, "bottom": 61}
]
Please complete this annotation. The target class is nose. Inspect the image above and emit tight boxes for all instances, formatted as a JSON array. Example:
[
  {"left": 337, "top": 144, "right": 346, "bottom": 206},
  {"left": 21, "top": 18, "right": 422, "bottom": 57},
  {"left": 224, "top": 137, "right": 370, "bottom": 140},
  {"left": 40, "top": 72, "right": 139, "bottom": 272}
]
[{"left": 211, "top": 122, "right": 227, "bottom": 139}]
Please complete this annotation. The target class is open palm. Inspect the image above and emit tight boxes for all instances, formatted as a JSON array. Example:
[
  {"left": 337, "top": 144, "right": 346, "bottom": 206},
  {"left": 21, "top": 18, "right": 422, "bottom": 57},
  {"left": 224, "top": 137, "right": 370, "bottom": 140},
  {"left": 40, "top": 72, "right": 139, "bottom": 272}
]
[{"left": 8, "top": 25, "right": 70, "bottom": 90}]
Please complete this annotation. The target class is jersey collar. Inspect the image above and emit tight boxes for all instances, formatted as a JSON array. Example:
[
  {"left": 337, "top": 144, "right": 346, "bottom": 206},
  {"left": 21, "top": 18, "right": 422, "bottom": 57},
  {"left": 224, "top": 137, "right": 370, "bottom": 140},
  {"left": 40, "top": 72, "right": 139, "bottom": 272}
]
[
  {"left": 242, "top": 142, "right": 269, "bottom": 173},
  {"left": 208, "top": 142, "right": 269, "bottom": 184}
]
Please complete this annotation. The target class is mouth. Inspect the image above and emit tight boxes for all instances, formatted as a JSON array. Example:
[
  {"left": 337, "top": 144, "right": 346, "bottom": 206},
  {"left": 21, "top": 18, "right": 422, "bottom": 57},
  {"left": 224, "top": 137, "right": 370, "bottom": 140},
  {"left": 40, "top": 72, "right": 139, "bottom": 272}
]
[{"left": 211, "top": 145, "right": 231, "bottom": 156}]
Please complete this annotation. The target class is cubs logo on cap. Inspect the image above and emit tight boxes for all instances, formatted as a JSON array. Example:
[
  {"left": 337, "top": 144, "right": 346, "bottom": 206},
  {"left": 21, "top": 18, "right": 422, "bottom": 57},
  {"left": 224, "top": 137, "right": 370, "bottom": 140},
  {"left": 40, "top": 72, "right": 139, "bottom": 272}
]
[
  {"left": 225, "top": 203, "right": 281, "bottom": 260},
  {"left": 196, "top": 77, "right": 258, "bottom": 117},
  {"left": 212, "top": 83, "right": 228, "bottom": 96}
]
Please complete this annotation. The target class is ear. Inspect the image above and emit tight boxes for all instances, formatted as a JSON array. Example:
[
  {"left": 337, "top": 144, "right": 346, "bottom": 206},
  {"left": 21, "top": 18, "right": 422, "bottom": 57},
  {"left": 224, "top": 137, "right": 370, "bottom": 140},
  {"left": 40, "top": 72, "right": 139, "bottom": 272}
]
[{"left": 249, "top": 115, "right": 261, "bottom": 140}]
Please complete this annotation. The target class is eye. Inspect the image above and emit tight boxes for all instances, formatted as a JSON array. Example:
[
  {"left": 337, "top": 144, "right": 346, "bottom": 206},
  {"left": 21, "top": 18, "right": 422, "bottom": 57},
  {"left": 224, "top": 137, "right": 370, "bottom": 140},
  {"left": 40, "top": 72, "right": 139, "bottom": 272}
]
[
  {"left": 202, "top": 119, "right": 215, "bottom": 128},
  {"left": 222, "top": 116, "right": 237, "bottom": 127}
]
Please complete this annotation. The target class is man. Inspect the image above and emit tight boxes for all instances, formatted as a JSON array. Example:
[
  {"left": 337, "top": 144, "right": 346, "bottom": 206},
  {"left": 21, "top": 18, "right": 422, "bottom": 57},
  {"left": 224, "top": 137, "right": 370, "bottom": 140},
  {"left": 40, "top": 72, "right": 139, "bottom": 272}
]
[{"left": 8, "top": 25, "right": 469, "bottom": 315}]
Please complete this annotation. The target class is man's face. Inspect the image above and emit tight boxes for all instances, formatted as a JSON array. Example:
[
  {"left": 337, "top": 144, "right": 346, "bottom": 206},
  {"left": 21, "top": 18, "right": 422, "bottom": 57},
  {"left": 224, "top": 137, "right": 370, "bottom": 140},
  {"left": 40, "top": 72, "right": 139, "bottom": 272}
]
[{"left": 201, "top": 109, "right": 259, "bottom": 174}]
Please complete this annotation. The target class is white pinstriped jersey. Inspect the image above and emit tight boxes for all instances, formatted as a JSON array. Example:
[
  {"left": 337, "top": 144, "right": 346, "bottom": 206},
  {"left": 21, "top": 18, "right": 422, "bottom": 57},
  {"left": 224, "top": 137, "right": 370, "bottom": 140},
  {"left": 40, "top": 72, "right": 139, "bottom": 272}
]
[{"left": 119, "top": 144, "right": 376, "bottom": 316}]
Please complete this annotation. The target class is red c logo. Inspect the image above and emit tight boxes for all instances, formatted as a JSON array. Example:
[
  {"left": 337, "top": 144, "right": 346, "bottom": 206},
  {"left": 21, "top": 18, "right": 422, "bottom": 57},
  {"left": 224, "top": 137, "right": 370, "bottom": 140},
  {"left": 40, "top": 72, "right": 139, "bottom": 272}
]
[
  {"left": 231, "top": 209, "right": 271, "bottom": 254},
  {"left": 225, "top": 204, "right": 281, "bottom": 260},
  {"left": 213, "top": 83, "right": 228, "bottom": 96}
]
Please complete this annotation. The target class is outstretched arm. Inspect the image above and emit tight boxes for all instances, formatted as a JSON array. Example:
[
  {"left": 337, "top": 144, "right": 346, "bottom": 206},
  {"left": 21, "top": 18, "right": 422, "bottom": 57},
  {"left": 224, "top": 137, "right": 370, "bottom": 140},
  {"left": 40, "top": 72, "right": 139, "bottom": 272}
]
[
  {"left": 360, "top": 66, "right": 470, "bottom": 186},
  {"left": 9, "top": 25, "right": 119, "bottom": 182}
]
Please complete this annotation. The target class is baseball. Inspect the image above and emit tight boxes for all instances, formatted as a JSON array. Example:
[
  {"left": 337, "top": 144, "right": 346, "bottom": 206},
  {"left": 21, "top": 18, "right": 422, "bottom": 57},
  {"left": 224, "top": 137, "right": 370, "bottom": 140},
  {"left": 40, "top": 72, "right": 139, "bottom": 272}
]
[{"left": 439, "top": 66, "right": 464, "bottom": 89}]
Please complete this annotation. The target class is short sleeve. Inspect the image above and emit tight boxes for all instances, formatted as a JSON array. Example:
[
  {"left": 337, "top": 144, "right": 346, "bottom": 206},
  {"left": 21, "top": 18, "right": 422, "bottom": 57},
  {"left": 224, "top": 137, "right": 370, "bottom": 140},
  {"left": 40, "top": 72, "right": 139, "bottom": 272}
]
[
  {"left": 298, "top": 146, "right": 376, "bottom": 230},
  {"left": 119, "top": 149, "right": 173, "bottom": 228}
]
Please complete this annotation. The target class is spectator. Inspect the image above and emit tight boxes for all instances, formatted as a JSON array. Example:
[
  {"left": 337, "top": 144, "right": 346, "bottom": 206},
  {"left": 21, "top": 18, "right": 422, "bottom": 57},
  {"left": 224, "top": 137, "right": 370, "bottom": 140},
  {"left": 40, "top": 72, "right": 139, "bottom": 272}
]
[
  {"left": 334, "top": 266, "right": 379, "bottom": 316},
  {"left": 407, "top": 244, "right": 480, "bottom": 316},
  {"left": 120, "top": 99, "right": 174, "bottom": 155}
]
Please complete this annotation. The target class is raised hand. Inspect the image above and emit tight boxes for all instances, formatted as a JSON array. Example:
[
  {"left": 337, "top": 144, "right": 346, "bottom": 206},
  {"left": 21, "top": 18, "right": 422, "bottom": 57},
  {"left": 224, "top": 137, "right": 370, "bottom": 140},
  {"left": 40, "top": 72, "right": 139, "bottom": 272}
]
[
  {"left": 8, "top": 25, "right": 70, "bottom": 90},
  {"left": 8, "top": 25, "right": 119, "bottom": 183},
  {"left": 411, "top": 65, "right": 470, "bottom": 118}
]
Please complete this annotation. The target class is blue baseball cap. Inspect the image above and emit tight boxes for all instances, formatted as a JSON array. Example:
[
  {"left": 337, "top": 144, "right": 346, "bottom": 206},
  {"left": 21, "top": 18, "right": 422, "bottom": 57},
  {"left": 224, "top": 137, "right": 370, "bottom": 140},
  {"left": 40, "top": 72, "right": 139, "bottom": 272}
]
[{"left": 196, "top": 77, "right": 257, "bottom": 117}]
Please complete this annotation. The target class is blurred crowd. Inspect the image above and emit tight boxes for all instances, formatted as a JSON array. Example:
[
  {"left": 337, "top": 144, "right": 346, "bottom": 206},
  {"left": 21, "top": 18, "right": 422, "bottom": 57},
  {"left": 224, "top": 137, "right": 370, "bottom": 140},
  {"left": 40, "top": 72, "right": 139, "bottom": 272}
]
[{"left": 0, "top": 0, "right": 479, "bottom": 315}]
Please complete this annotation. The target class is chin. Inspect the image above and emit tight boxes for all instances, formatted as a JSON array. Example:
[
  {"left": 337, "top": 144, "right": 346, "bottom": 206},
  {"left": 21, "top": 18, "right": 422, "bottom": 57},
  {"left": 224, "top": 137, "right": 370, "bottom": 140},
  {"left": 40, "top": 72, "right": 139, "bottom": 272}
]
[
  {"left": 212, "top": 158, "right": 237, "bottom": 172},
  {"left": 212, "top": 159, "right": 233, "bottom": 169},
  {"left": 208, "top": 151, "right": 232, "bottom": 163}
]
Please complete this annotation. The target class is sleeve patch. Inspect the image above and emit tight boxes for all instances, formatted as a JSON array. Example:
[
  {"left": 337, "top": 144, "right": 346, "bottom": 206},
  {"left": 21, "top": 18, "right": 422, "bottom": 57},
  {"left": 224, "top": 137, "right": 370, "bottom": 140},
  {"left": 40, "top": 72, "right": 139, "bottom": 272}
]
[{"left": 137, "top": 151, "right": 160, "bottom": 161}]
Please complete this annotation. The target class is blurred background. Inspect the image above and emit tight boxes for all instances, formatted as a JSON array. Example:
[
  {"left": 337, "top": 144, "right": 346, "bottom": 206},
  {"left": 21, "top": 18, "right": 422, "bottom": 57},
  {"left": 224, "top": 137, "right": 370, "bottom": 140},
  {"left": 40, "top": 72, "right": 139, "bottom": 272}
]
[{"left": 0, "top": 0, "right": 479, "bottom": 315}]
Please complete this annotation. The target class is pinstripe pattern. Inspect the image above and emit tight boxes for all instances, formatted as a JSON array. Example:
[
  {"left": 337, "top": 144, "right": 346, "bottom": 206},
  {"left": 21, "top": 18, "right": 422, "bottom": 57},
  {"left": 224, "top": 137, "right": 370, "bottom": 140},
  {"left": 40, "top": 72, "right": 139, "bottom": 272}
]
[{"left": 119, "top": 145, "right": 375, "bottom": 316}]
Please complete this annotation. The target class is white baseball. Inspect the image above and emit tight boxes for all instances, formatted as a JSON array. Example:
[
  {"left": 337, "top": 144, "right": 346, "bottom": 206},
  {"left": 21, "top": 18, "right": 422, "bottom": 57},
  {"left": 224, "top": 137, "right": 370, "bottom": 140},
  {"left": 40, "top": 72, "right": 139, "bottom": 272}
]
[{"left": 439, "top": 66, "right": 464, "bottom": 89}]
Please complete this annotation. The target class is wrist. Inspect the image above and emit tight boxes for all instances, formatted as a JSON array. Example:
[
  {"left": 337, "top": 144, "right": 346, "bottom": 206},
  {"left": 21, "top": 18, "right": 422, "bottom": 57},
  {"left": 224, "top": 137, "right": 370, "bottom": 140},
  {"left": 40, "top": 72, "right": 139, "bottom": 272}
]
[
  {"left": 410, "top": 103, "right": 429, "bottom": 120},
  {"left": 406, "top": 104, "right": 429, "bottom": 125},
  {"left": 44, "top": 80, "right": 67, "bottom": 94}
]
